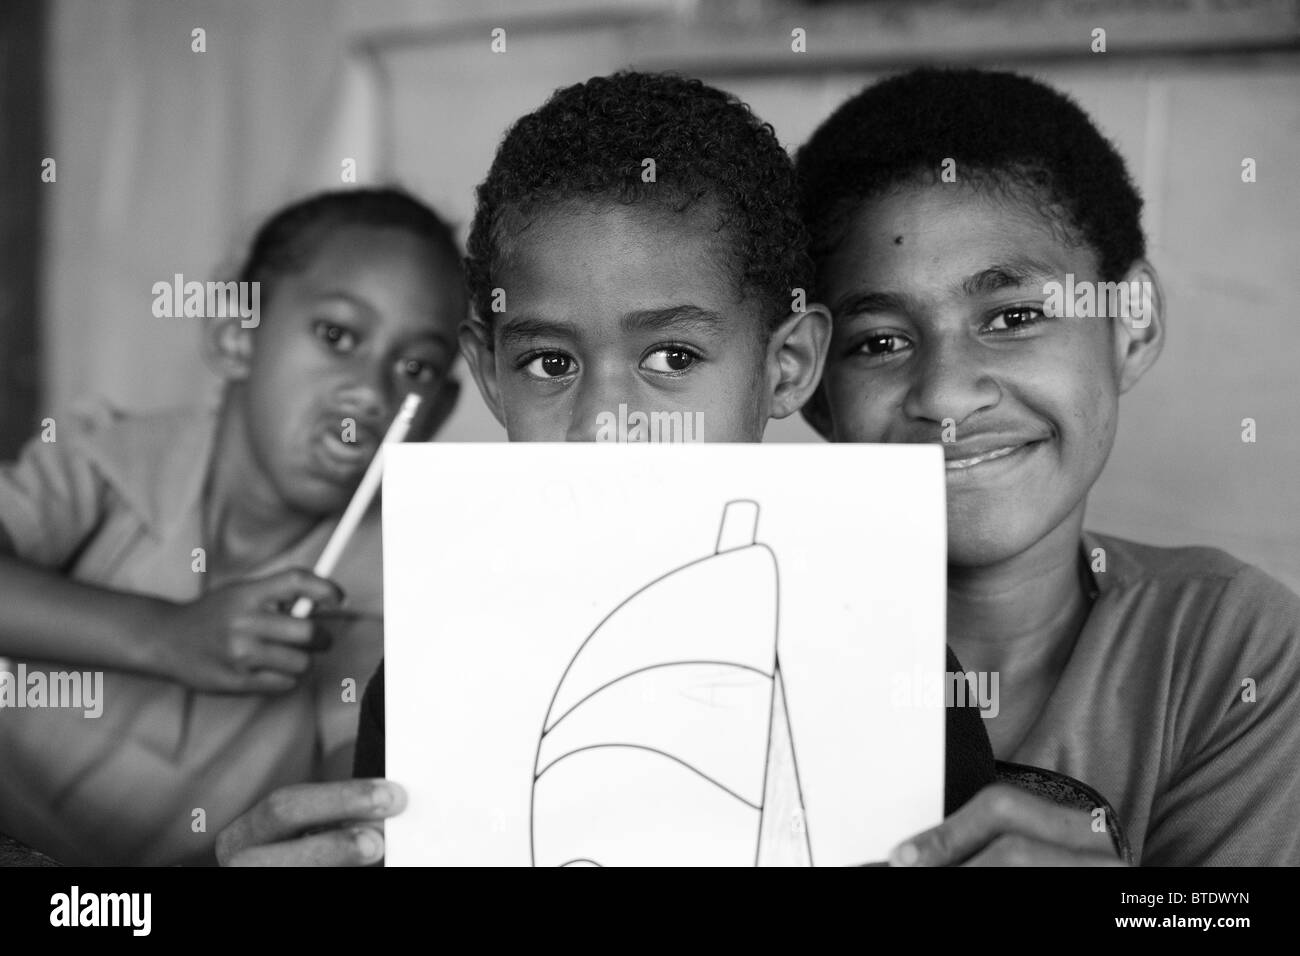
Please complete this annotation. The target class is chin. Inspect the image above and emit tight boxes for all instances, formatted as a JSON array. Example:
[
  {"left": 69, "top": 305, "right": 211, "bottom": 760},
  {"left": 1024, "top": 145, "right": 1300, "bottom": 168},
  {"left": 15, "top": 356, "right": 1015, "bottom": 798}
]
[
  {"left": 283, "top": 474, "right": 359, "bottom": 517},
  {"left": 945, "top": 508, "right": 1047, "bottom": 569}
]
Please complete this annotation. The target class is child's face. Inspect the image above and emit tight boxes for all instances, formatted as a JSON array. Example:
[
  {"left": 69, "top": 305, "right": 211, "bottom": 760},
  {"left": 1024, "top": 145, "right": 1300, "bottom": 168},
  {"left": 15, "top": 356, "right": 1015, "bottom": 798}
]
[
  {"left": 463, "top": 203, "right": 776, "bottom": 443},
  {"left": 816, "top": 183, "right": 1133, "bottom": 566},
  {"left": 232, "top": 225, "right": 463, "bottom": 513}
]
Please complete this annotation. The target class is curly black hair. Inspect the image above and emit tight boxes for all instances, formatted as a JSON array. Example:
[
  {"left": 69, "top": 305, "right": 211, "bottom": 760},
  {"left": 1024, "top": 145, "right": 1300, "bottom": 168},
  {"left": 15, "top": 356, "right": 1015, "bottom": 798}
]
[
  {"left": 466, "top": 71, "right": 811, "bottom": 330},
  {"left": 796, "top": 68, "right": 1146, "bottom": 289}
]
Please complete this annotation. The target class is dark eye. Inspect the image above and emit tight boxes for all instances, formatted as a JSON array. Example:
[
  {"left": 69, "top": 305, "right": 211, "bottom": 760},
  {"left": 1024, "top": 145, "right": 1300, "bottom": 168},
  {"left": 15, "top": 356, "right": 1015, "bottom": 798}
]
[
  {"left": 523, "top": 352, "right": 576, "bottom": 379},
  {"left": 858, "top": 332, "right": 910, "bottom": 356},
  {"left": 986, "top": 307, "right": 1043, "bottom": 332},
  {"left": 642, "top": 347, "right": 699, "bottom": 374},
  {"left": 314, "top": 321, "right": 358, "bottom": 353},
  {"left": 397, "top": 357, "right": 438, "bottom": 385}
]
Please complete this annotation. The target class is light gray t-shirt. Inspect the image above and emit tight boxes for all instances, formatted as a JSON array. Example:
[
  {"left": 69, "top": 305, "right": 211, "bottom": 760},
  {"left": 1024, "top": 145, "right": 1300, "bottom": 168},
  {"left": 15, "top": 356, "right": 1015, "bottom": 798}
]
[{"left": 1007, "top": 530, "right": 1300, "bottom": 865}]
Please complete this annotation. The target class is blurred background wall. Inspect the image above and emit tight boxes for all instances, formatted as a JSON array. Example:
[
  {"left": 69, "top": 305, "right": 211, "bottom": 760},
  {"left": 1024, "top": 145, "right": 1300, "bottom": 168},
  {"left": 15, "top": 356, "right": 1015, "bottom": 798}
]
[
  {"left": 0, "top": 1, "right": 43, "bottom": 459},
  {"left": 7, "top": 0, "right": 1300, "bottom": 588}
]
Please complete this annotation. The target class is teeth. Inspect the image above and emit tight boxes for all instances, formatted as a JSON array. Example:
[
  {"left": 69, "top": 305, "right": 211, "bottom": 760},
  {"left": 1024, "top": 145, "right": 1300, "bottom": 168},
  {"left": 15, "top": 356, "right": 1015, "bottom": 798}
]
[
  {"left": 945, "top": 445, "right": 1021, "bottom": 470},
  {"left": 322, "top": 432, "right": 371, "bottom": 462}
]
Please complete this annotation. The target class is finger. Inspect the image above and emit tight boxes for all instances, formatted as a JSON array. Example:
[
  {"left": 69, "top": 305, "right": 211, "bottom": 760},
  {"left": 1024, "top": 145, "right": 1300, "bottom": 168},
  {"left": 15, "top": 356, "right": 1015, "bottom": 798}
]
[
  {"left": 246, "top": 569, "right": 345, "bottom": 612},
  {"left": 964, "top": 833, "right": 1128, "bottom": 868},
  {"left": 200, "top": 666, "right": 298, "bottom": 695},
  {"left": 237, "top": 671, "right": 299, "bottom": 694},
  {"left": 238, "top": 613, "right": 319, "bottom": 647},
  {"left": 222, "top": 780, "right": 406, "bottom": 855},
  {"left": 223, "top": 825, "right": 386, "bottom": 867},
  {"left": 890, "top": 783, "right": 1110, "bottom": 867},
  {"left": 243, "top": 641, "right": 312, "bottom": 677},
  {"left": 224, "top": 626, "right": 311, "bottom": 675}
]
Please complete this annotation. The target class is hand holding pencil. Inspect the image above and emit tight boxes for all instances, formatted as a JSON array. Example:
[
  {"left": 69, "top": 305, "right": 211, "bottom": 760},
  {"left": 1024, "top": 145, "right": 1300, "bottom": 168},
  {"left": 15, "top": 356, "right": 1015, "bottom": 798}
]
[{"left": 290, "top": 393, "right": 422, "bottom": 619}]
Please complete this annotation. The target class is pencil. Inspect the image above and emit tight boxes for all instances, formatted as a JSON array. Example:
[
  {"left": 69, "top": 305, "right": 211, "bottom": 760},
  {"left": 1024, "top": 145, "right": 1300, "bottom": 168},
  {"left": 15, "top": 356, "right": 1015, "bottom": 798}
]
[{"left": 289, "top": 392, "right": 422, "bottom": 619}]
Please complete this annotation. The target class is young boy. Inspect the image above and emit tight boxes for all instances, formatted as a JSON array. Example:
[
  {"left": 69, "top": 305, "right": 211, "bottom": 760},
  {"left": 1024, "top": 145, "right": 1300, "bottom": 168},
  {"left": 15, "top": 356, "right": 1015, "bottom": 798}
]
[
  {"left": 216, "top": 72, "right": 1023, "bottom": 866},
  {"left": 0, "top": 189, "right": 464, "bottom": 865},
  {"left": 796, "top": 68, "right": 1300, "bottom": 866}
]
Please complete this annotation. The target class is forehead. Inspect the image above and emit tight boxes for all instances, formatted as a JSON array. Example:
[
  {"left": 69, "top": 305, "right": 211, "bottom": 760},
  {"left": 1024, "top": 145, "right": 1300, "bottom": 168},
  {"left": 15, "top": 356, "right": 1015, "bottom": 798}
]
[
  {"left": 498, "top": 202, "right": 743, "bottom": 315},
  {"left": 823, "top": 183, "right": 1095, "bottom": 296},
  {"left": 292, "top": 225, "right": 446, "bottom": 283},
  {"left": 278, "top": 225, "right": 464, "bottom": 332}
]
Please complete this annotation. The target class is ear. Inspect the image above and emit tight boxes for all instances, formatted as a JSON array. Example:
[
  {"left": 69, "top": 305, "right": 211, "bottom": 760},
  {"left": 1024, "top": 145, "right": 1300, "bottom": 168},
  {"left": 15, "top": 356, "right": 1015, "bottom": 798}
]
[
  {"left": 201, "top": 315, "right": 254, "bottom": 381},
  {"left": 458, "top": 317, "right": 507, "bottom": 429},
  {"left": 765, "top": 303, "right": 833, "bottom": 422},
  {"left": 1111, "top": 260, "right": 1165, "bottom": 394}
]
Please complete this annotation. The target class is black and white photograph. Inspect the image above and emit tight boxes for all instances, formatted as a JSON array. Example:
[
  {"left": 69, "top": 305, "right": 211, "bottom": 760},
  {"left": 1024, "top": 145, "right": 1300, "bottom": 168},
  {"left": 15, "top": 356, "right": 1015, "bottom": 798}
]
[{"left": 0, "top": 0, "right": 1296, "bottom": 937}]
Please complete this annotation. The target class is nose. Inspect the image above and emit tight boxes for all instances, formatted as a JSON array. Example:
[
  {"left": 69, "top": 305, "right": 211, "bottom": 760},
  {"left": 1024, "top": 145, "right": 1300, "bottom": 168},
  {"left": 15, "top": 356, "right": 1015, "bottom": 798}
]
[
  {"left": 565, "top": 362, "right": 628, "bottom": 443},
  {"left": 901, "top": 331, "right": 1001, "bottom": 430},
  {"left": 334, "top": 365, "right": 390, "bottom": 426}
]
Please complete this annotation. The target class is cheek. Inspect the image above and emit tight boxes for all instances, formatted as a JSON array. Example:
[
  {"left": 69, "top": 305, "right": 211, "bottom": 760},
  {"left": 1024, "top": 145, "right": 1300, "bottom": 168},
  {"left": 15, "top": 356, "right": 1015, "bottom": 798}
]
[
  {"left": 502, "top": 387, "right": 567, "bottom": 440},
  {"left": 244, "top": 359, "right": 293, "bottom": 422},
  {"left": 735, "top": 356, "right": 774, "bottom": 437},
  {"left": 1051, "top": 329, "right": 1121, "bottom": 462},
  {"left": 663, "top": 389, "right": 735, "bottom": 441},
  {"left": 249, "top": 330, "right": 317, "bottom": 399},
  {"left": 1017, "top": 362, "right": 1116, "bottom": 487},
  {"left": 823, "top": 365, "right": 896, "bottom": 441},
  {"left": 685, "top": 351, "right": 763, "bottom": 435},
  {"left": 506, "top": 416, "right": 553, "bottom": 442},
  {"left": 1080, "top": 379, "right": 1119, "bottom": 464}
]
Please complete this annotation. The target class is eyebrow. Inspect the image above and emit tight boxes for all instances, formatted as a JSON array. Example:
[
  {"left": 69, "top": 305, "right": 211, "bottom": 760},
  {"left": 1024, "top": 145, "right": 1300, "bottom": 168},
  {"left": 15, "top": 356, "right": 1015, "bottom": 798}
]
[
  {"left": 620, "top": 305, "right": 727, "bottom": 335},
  {"left": 495, "top": 317, "right": 580, "bottom": 349},
  {"left": 831, "top": 290, "right": 920, "bottom": 318},
  {"left": 957, "top": 260, "right": 1058, "bottom": 297},
  {"left": 496, "top": 306, "right": 727, "bottom": 349},
  {"left": 312, "top": 291, "right": 375, "bottom": 312},
  {"left": 403, "top": 328, "right": 457, "bottom": 352},
  {"left": 833, "top": 259, "right": 1063, "bottom": 318}
]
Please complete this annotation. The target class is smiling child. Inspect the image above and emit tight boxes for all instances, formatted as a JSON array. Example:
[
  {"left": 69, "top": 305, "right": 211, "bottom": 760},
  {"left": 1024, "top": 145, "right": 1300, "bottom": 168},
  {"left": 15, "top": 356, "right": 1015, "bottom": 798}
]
[{"left": 797, "top": 68, "right": 1300, "bottom": 865}]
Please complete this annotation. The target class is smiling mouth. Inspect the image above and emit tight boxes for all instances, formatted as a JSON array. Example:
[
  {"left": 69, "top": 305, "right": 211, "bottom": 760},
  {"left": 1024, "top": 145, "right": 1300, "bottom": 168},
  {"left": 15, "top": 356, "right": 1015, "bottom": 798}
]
[{"left": 944, "top": 442, "right": 1038, "bottom": 471}]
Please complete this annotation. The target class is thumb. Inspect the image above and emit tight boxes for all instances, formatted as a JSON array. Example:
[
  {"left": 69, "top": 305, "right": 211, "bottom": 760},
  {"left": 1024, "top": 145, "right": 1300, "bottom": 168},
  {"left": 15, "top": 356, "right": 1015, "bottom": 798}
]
[{"left": 245, "top": 568, "right": 344, "bottom": 612}]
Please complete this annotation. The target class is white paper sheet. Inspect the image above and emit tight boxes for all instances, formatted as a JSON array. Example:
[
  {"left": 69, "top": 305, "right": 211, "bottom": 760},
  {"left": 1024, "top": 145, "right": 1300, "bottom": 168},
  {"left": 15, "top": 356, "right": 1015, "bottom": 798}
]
[{"left": 383, "top": 443, "right": 946, "bottom": 866}]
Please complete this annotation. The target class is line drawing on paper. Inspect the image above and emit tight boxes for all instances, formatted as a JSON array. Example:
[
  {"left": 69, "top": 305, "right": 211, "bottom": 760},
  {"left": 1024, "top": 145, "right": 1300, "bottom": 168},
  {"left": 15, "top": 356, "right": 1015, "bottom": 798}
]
[{"left": 529, "top": 499, "right": 813, "bottom": 867}]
